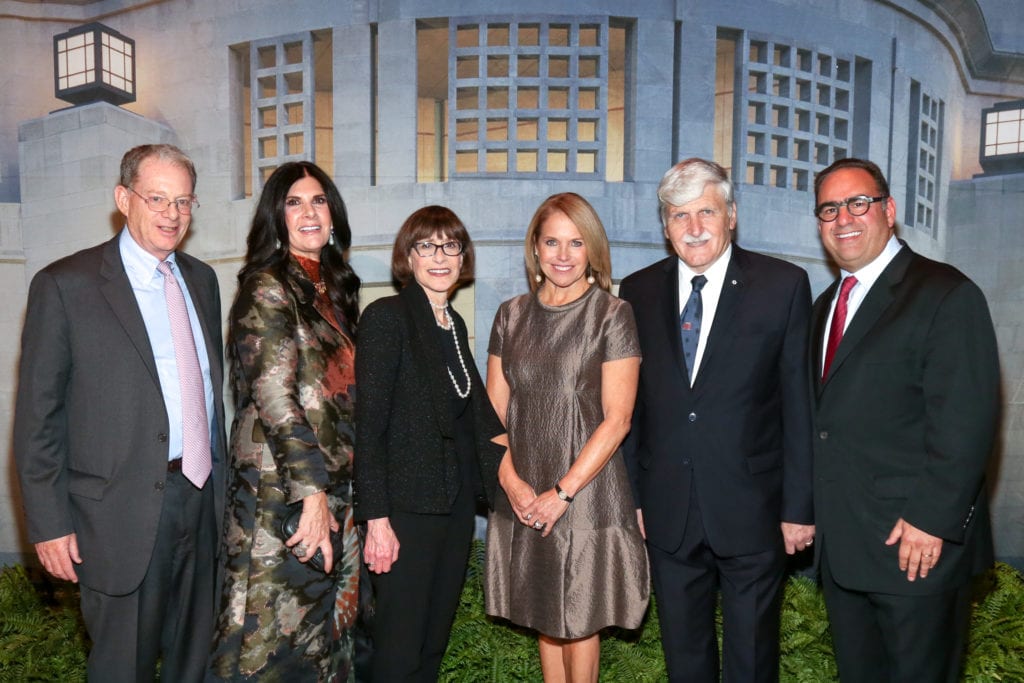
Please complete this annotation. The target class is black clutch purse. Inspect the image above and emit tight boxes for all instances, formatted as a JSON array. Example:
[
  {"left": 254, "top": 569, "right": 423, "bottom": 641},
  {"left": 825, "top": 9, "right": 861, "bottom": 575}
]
[{"left": 281, "top": 508, "right": 345, "bottom": 573}]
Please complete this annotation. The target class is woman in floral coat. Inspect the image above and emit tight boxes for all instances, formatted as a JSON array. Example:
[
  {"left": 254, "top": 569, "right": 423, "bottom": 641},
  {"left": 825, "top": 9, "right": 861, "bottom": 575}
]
[{"left": 209, "top": 161, "right": 361, "bottom": 682}]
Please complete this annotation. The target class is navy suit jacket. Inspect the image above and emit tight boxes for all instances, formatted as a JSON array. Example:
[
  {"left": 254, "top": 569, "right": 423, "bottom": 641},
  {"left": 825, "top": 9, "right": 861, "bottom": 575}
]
[
  {"left": 620, "top": 244, "right": 814, "bottom": 557},
  {"left": 810, "top": 242, "right": 998, "bottom": 594},
  {"left": 14, "top": 236, "right": 226, "bottom": 595}
]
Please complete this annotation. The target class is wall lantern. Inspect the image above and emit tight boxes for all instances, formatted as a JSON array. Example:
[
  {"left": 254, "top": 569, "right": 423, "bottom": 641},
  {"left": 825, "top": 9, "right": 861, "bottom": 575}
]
[
  {"left": 979, "top": 99, "right": 1024, "bottom": 176},
  {"left": 53, "top": 22, "right": 136, "bottom": 107}
]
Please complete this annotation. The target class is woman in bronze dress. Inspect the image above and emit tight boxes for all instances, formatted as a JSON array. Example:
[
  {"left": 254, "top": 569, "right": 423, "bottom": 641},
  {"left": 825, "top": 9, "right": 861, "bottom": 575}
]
[
  {"left": 210, "top": 161, "right": 360, "bottom": 681},
  {"left": 485, "top": 193, "right": 649, "bottom": 683}
]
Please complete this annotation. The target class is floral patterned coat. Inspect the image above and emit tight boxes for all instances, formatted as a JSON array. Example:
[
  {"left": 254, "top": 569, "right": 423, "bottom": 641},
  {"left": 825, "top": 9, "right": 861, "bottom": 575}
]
[{"left": 210, "top": 256, "right": 358, "bottom": 682}]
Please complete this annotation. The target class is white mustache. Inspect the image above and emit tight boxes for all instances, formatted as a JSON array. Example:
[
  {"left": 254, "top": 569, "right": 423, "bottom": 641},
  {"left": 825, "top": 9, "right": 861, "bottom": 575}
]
[{"left": 683, "top": 231, "right": 713, "bottom": 244}]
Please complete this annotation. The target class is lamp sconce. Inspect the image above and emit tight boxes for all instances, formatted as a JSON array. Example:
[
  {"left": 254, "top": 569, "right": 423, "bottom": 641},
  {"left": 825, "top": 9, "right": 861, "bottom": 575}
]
[
  {"left": 53, "top": 22, "right": 136, "bottom": 107},
  {"left": 980, "top": 100, "right": 1024, "bottom": 176}
]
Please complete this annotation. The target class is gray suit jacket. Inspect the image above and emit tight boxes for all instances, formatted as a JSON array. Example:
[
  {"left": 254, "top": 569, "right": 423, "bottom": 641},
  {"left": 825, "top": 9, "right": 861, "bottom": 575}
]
[{"left": 14, "top": 235, "right": 226, "bottom": 596}]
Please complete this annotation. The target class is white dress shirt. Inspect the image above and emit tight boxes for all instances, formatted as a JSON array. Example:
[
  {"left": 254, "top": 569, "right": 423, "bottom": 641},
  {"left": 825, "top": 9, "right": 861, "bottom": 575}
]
[
  {"left": 677, "top": 243, "right": 733, "bottom": 386},
  {"left": 820, "top": 235, "right": 903, "bottom": 375}
]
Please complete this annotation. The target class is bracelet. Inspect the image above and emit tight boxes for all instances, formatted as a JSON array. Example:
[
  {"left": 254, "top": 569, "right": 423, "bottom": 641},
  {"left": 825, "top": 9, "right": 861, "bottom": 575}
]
[{"left": 555, "top": 483, "right": 574, "bottom": 503}]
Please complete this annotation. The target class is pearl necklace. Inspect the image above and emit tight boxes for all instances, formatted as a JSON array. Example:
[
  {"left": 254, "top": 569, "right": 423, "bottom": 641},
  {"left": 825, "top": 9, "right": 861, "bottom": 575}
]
[{"left": 438, "top": 305, "right": 471, "bottom": 399}]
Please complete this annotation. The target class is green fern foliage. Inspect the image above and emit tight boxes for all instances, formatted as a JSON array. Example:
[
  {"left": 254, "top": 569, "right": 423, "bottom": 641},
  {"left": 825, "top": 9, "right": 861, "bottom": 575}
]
[
  {"left": 0, "top": 565, "right": 88, "bottom": 682},
  {"left": 2, "top": 548, "right": 1023, "bottom": 680}
]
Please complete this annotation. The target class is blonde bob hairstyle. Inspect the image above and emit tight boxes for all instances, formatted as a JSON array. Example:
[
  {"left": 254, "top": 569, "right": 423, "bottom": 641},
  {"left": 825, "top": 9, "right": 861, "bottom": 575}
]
[{"left": 524, "top": 192, "right": 612, "bottom": 293}]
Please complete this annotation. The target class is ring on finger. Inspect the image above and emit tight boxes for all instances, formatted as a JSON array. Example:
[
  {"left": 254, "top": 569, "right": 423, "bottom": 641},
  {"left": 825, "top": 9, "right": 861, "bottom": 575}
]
[
  {"left": 293, "top": 544, "right": 308, "bottom": 558},
  {"left": 525, "top": 513, "right": 533, "bottom": 520},
  {"left": 533, "top": 520, "right": 543, "bottom": 529}
]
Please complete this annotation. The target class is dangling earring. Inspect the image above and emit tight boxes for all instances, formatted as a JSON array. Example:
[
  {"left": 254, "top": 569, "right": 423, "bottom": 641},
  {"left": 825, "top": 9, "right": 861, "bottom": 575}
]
[
  {"left": 275, "top": 238, "right": 282, "bottom": 250},
  {"left": 328, "top": 226, "right": 335, "bottom": 246},
  {"left": 534, "top": 273, "right": 543, "bottom": 283},
  {"left": 533, "top": 251, "right": 543, "bottom": 283},
  {"left": 586, "top": 265, "right": 596, "bottom": 285}
]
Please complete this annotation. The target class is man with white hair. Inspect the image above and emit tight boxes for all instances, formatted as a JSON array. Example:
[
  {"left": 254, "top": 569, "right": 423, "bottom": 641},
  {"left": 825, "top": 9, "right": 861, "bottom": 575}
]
[{"left": 620, "top": 158, "right": 815, "bottom": 682}]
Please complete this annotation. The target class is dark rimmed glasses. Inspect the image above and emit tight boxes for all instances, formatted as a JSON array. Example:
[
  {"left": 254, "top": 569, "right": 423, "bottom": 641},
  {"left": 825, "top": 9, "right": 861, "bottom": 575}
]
[
  {"left": 412, "top": 240, "right": 464, "bottom": 257},
  {"left": 814, "top": 195, "right": 887, "bottom": 222}
]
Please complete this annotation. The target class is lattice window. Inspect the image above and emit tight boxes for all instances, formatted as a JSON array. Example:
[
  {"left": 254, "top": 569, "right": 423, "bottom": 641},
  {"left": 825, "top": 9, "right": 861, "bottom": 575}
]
[
  {"left": 906, "top": 81, "right": 943, "bottom": 236},
  {"left": 735, "top": 36, "right": 855, "bottom": 191},
  {"left": 448, "top": 17, "right": 608, "bottom": 178},
  {"left": 250, "top": 33, "right": 316, "bottom": 191}
]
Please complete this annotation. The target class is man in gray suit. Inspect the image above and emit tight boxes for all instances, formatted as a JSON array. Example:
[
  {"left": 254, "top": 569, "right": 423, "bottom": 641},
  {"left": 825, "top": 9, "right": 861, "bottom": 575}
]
[{"left": 14, "top": 144, "right": 225, "bottom": 682}]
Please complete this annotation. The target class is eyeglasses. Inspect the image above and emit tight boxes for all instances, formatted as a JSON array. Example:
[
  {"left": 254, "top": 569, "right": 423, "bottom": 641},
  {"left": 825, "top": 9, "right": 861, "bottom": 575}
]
[
  {"left": 412, "top": 240, "right": 464, "bottom": 257},
  {"left": 128, "top": 187, "right": 199, "bottom": 214},
  {"left": 814, "top": 195, "right": 887, "bottom": 222}
]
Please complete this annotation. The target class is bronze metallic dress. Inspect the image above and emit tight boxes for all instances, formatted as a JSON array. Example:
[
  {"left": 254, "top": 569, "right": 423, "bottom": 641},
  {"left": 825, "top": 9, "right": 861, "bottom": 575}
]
[{"left": 485, "top": 286, "right": 650, "bottom": 638}]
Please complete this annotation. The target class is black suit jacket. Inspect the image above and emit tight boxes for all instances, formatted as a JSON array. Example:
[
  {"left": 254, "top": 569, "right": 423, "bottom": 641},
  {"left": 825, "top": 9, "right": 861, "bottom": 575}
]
[
  {"left": 14, "top": 235, "right": 226, "bottom": 596},
  {"left": 353, "top": 284, "right": 505, "bottom": 521},
  {"left": 620, "top": 244, "right": 814, "bottom": 557},
  {"left": 811, "top": 242, "right": 998, "bottom": 595}
]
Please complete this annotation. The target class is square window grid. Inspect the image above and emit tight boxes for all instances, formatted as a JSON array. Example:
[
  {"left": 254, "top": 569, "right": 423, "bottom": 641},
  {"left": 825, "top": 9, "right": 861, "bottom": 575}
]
[
  {"left": 449, "top": 17, "right": 608, "bottom": 178},
  {"left": 740, "top": 38, "right": 853, "bottom": 191}
]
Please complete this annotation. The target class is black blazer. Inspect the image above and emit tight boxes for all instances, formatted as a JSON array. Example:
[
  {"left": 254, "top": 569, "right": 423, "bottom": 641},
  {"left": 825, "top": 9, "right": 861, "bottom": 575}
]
[
  {"left": 620, "top": 244, "right": 814, "bottom": 557},
  {"left": 811, "top": 242, "right": 999, "bottom": 595},
  {"left": 353, "top": 284, "right": 505, "bottom": 520},
  {"left": 13, "top": 236, "right": 226, "bottom": 595}
]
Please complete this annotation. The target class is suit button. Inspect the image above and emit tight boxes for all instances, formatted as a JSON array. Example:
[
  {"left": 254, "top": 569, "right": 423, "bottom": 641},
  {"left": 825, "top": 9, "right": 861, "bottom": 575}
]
[
  {"left": 819, "top": 431, "right": 829, "bottom": 440},
  {"left": 154, "top": 481, "right": 164, "bottom": 491},
  {"left": 158, "top": 433, "right": 168, "bottom": 443},
  {"left": 688, "top": 412, "right": 697, "bottom": 422}
]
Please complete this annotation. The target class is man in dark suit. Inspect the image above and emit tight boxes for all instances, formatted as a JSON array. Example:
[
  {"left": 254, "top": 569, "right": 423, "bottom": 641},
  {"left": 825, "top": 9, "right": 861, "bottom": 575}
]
[
  {"left": 810, "top": 157, "right": 999, "bottom": 681},
  {"left": 620, "top": 158, "right": 815, "bottom": 682},
  {"left": 14, "top": 144, "right": 225, "bottom": 682}
]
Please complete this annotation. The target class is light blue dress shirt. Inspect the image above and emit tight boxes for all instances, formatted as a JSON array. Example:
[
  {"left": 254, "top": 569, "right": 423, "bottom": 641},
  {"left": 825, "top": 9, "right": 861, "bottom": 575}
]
[{"left": 119, "top": 228, "right": 216, "bottom": 461}]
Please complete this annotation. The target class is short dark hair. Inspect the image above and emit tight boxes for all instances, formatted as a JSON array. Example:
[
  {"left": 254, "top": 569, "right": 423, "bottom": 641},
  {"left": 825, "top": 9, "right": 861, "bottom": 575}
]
[
  {"left": 814, "top": 157, "right": 890, "bottom": 201},
  {"left": 119, "top": 144, "right": 197, "bottom": 191},
  {"left": 391, "top": 205, "right": 475, "bottom": 287}
]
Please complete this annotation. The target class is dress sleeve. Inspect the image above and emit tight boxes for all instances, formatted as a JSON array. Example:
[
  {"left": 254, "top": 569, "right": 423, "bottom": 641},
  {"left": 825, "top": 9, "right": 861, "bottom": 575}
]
[
  {"left": 487, "top": 299, "right": 510, "bottom": 358},
  {"left": 602, "top": 297, "right": 642, "bottom": 362},
  {"left": 231, "top": 272, "right": 328, "bottom": 503}
]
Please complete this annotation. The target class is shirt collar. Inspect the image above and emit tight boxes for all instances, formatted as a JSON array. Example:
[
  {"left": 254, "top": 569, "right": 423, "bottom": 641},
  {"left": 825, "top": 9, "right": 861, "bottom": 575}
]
[
  {"left": 119, "top": 227, "right": 178, "bottom": 286},
  {"left": 839, "top": 234, "right": 902, "bottom": 290},
  {"left": 678, "top": 242, "right": 732, "bottom": 285}
]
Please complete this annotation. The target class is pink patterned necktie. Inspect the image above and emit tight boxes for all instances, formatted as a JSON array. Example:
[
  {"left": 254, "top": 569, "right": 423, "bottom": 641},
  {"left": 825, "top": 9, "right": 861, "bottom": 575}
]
[
  {"left": 822, "top": 275, "right": 857, "bottom": 381},
  {"left": 158, "top": 261, "right": 211, "bottom": 488}
]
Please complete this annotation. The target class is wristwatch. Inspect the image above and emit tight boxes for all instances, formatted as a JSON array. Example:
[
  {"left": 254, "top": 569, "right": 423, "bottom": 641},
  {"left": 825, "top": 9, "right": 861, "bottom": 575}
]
[{"left": 555, "top": 483, "right": 574, "bottom": 503}]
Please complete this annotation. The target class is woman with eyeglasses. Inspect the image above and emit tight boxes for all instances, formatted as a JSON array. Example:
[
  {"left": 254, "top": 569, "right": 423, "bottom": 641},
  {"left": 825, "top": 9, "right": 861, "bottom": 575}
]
[
  {"left": 209, "top": 161, "right": 361, "bottom": 681},
  {"left": 354, "top": 205, "right": 506, "bottom": 682}
]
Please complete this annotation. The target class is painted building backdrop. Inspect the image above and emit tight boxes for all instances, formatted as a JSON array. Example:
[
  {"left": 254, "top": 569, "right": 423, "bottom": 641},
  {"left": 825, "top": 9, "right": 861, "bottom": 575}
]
[{"left": 1, "top": 0, "right": 1022, "bottom": 566}]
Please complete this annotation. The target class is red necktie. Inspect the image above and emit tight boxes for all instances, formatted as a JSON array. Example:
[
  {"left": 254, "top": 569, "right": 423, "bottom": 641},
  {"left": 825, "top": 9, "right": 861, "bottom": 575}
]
[{"left": 822, "top": 275, "right": 857, "bottom": 381}]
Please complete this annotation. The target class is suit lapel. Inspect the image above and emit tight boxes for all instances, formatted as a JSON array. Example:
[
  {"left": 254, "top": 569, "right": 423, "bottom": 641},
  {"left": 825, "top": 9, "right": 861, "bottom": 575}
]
[
  {"left": 98, "top": 238, "right": 161, "bottom": 388},
  {"left": 697, "top": 247, "right": 745, "bottom": 389},
  {"left": 659, "top": 258, "right": 690, "bottom": 385},
  {"left": 178, "top": 255, "right": 224, "bottom": 401},
  {"left": 821, "top": 245, "right": 914, "bottom": 389},
  {"left": 812, "top": 279, "right": 838, "bottom": 397}
]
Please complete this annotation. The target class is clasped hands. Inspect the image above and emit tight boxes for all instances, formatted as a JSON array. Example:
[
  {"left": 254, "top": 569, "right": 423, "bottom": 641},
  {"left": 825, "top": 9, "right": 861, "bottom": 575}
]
[{"left": 507, "top": 479, "right": 568, "bottom": 539}]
